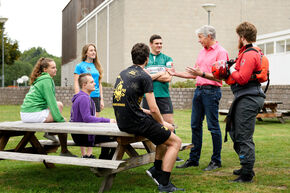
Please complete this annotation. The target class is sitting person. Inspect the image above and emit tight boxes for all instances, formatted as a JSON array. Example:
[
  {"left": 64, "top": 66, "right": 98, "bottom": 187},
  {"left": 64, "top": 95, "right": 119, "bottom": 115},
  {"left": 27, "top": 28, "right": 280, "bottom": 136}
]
[
  {"left": 113, "top": 43, "right": 184, "bottom": 192},
  {"left": 70, "top": 73, "right": 116, "bottom": 159},
  {"left": 20, "top": 57, "right": 76, "bottom": 157}
]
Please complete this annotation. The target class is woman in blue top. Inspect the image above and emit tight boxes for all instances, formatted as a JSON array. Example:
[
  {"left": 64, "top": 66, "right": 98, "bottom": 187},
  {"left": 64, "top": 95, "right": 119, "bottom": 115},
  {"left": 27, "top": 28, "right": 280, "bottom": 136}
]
[{"left": 74, "top": 43, "right": 104, "bottom": 116}]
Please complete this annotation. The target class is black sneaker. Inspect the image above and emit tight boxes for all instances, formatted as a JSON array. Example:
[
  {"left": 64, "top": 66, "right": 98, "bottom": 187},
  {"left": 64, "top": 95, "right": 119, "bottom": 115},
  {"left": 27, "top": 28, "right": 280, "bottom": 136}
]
[
  {"left": 146, "top": 166, "right": 161, "bottom": 185},
  {"left": 233, "top": 168, "right": 255, "bottom": 176},
  {"left": 203, "top": 161, "right": 221, "bottom": 171},
  {"left": 176, "top": 160, "right": 199, "bottom": 168},
  {"left": 230, "top": 175, "right": 253, "bottom": 183},
  {"left": 158, "top": 181, "right": 184, "bottom": 192},
  {"left": 82, "top": 155, "right": 89, "bottom": 158},
  {"left": 233, "top": 168, "right": 242, "bottom": 175},
  {"left": 176, "top": 157, "right": 184, "bottom": 162},
  {"left": 88, "top": 154, "right": 96, "bottom": 159}
]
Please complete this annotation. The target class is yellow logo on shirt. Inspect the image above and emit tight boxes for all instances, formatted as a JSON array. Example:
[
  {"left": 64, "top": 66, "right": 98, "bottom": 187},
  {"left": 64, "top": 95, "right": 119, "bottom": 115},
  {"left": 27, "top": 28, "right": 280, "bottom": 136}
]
[
  {"left": 113, "top": 79, "right": 126, "bottom": 102},
  {"left": 129, "top": 70, "right": 136, "bottom": 76}
]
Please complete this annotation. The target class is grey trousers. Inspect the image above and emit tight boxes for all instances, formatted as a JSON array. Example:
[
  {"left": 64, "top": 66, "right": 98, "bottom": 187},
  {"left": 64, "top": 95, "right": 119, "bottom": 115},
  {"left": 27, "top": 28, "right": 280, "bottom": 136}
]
[{"left": 229, "top": 95, "right": 264, "bottom": 172}]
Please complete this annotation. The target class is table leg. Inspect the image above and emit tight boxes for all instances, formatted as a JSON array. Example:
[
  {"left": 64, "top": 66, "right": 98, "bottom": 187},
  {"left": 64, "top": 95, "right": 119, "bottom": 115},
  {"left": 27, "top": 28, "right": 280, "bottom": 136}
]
[
  {"left": 0, "top": 135, "right": 10, "bottom": 151},
  {"left": 29, "top": 134, "right": 55, "bottom": 168},
  {"left": 98, "top": 144, "right": 125, "bottom": 193},
  {"left": 14, "top": 132, "right": 34, "bottom": 152}
]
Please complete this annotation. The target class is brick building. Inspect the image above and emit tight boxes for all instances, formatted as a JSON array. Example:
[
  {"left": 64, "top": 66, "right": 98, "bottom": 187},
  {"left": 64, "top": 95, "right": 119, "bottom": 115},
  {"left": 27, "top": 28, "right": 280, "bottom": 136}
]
[{"left": 61, "top": 0, "right": 290, "bottom": 86}]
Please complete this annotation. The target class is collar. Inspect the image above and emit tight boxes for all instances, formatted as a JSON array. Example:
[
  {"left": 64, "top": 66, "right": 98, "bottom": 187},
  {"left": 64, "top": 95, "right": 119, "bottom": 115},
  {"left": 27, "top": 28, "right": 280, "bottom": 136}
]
[
  {"left": 205, "top": 41, "right": 219, "bottom": 50},
  {"left": 239, "top": 43, "right": 253, "bottom": 54},
  {"left": 150, "top": 52, "right": 162, "bottom": 56}
]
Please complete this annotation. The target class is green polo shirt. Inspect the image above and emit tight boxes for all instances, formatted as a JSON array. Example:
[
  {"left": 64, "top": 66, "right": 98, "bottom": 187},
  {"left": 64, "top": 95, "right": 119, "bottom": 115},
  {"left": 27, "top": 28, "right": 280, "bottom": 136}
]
[{"left": 145, "top": 52, "right": 173, "bottom": 97}]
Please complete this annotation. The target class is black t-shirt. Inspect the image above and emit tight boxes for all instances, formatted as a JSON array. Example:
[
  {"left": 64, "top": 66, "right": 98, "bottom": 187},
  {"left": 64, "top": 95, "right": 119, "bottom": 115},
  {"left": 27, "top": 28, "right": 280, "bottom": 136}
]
[{"left": 113, "top": 65, "right": 153, "bottom": 132}]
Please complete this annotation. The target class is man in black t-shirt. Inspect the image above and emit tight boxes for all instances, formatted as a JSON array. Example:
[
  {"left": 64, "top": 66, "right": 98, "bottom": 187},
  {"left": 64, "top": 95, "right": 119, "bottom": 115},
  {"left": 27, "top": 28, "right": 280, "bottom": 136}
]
[{"left": 113, "top": 43, "right": 184, "bottom": 192}]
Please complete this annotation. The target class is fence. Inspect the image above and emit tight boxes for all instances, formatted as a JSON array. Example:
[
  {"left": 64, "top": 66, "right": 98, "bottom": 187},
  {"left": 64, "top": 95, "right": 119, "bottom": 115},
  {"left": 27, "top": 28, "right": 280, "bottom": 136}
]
[{"left": 1, "top": 85, "right": 290, "bottom": 110}]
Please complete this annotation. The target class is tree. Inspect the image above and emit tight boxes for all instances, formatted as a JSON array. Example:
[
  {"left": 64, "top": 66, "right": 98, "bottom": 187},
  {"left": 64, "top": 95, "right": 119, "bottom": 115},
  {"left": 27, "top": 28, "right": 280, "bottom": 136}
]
[
  {"left": 4, "top": 47, "right": 61, "bottom": 86},
  {"left": 5, "top": 61, "right": 33, "bottom": 86},
  {"left": 0, "top": 23, "right": 21, "bottom": 66}
]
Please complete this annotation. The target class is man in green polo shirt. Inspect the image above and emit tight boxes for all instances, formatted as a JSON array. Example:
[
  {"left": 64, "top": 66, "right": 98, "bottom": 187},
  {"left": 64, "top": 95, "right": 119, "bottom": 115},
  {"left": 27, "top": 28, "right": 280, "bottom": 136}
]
[{"left": 142, "top": 34, "right": 183, "bottom": 162}]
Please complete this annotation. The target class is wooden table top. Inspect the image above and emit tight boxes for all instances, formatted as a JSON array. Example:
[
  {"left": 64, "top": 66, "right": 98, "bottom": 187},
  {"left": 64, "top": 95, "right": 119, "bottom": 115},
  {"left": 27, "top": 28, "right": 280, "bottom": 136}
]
[{"left": 0, "top": 121, "right": 134, "bottom": 137}]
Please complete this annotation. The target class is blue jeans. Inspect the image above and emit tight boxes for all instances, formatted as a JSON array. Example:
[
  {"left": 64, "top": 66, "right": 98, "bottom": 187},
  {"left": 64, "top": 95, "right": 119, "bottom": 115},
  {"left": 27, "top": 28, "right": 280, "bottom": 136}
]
[{"left": 189, "top": 87, "right": 222, "bottom": 164}]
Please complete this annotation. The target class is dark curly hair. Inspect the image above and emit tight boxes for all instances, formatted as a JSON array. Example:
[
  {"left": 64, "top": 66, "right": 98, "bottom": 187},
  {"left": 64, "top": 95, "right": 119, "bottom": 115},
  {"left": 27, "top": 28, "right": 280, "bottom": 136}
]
[{"left": 131, "top": 43, "right": 150, "bottom": 65}]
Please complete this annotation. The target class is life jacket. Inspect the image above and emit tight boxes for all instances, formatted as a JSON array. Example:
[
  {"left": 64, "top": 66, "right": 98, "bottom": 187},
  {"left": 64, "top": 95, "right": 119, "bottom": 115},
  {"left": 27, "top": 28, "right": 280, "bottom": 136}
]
[{"left": 225, "top": 46, "right": 270, "bottom": 93}]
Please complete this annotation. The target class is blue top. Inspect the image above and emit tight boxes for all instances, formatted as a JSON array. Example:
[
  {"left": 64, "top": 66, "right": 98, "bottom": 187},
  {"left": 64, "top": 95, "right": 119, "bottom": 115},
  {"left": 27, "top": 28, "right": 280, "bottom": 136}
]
[{"left": 74, "top": 61, "right": 100, "bottom": 97}]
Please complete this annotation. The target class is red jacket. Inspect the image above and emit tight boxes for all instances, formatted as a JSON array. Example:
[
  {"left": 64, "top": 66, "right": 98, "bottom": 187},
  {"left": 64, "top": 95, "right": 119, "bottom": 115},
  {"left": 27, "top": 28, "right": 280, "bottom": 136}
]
[{"left": 226, "top": 45, "right": 261, "bottom": 85}]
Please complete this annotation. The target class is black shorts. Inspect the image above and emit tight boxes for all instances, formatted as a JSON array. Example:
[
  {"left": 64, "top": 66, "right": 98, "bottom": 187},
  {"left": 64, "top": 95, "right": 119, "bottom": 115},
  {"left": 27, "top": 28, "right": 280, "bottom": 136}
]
[
  {"left": 142, "top": 97, "right": 173, "bottom": 114},
  {"left": 91, "top": 97, "right": 100, "bottom": 112},
  {"left": 120, "top": 117, "right": 171, "bottom": 146}
]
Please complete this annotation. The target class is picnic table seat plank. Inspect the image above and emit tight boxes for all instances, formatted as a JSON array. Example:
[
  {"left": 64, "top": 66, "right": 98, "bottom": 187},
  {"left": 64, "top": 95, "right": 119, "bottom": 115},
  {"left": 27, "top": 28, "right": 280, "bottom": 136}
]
[
  {"left": 38, "top": 140, "right": 193, "bottom": 151},
  {"left": 0, "top": 151, "right": 125, "bottom": 169}
]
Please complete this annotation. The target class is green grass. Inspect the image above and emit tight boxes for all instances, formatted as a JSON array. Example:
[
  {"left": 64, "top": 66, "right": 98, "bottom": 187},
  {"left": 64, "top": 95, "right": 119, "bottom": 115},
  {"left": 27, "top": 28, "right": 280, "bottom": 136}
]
[{"left": 0, "top": 105, "right": 289, "bottom": 193}]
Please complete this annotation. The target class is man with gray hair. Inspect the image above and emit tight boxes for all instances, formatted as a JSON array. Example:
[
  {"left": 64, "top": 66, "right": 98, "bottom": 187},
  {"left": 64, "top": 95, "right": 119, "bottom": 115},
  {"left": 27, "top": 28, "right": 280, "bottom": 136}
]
[{"left": 167, "top": 25, "right": 228, "bottom": 171}]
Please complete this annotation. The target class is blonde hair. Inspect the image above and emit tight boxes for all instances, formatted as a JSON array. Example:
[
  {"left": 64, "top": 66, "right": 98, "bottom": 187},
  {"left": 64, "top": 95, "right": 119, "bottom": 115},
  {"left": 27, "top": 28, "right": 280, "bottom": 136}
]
[
  {"left": 81, "top": 43, "right": 103, "bottom": 81},
  {"left": 30, "top": 57, "right": 54, "bottom": 84}
]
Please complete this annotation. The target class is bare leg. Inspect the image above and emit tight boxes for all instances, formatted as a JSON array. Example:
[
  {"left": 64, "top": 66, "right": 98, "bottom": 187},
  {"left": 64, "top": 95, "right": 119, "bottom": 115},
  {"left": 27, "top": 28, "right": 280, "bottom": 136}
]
[
  {"left": 155, "top": 144, "right": 167, "bottom": 160},
  {"left": 80, "top": 147, "right": 86, "bottom": 156},
  {"left": 162, "top": 133, "right": 181, "bottom": 172},
  {"left": 87, "top": 147, "right": 93, "bottom": 155},
  {"left": 44, "top": 101, "right": 63, "bottom": 123}
]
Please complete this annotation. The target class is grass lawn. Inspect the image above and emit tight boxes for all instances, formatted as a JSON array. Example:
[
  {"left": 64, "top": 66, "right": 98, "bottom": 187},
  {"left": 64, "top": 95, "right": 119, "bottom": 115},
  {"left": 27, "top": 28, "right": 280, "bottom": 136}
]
[{"left": 0, "top": 105, "right": 289, "bottom": 193}]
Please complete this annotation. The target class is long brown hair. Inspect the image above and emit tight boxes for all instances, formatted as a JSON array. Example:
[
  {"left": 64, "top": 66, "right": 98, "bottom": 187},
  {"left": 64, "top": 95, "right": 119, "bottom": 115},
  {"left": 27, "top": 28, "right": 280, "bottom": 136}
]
[
  {"left": 30, "top": 57, "right": 54, "bottom": 84},
  {"left": 81, "top": 43, "right": 103, "bottom": 81}
]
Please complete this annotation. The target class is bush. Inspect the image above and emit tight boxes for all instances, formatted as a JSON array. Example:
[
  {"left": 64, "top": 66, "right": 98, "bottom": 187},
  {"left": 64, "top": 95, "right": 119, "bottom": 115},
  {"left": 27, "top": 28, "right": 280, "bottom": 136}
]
[
  {"left": 102, "top": 82, "right": 113, "bottom": 87},
  {"left": 171, "top": 79, "right": 195, "bottom": 88}
]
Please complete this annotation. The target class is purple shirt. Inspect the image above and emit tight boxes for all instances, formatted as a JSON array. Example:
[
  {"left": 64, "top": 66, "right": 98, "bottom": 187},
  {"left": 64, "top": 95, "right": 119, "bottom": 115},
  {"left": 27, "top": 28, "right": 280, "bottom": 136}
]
[
  {"left": 70, "top": 91, "right": 110, "bottom": 123},
  {"left": 195, "top": 42, "right": 229, "bottom": 86}
]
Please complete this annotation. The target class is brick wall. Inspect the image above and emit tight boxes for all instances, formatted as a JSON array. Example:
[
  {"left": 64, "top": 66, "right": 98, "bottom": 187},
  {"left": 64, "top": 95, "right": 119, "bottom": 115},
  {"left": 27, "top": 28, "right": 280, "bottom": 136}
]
[{"left": 1, "top": 85, "right": 290, "bottom": 110}]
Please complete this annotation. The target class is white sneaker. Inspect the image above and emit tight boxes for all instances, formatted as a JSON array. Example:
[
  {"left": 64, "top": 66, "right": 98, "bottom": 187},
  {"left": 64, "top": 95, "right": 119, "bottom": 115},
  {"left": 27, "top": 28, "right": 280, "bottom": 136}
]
[{"left": 43, "top": 132, "right": 58, "bottom": 142}]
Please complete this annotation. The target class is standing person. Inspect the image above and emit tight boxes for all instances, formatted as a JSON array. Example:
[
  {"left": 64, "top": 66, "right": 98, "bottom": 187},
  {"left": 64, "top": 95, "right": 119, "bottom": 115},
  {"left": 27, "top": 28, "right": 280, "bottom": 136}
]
[
  {"left": 185, "top": 22, "right": 265, "bottom": 182},
  {"left": 74, "top": 43, "right": 114, "bottom": 158},
  {"left": 142, "top": 34, "right": 183, "bottom": 162},
  {"left": 113, "top": 43, "right": 184, "bottom": 192},
  {"left": 70, "top": 73, "right": 116, "bottom": 159},
  {"left": 167, "top": 25, "right": 228, "bottom": 171},
  {"left": 74, "top": 43, "right": 104, "bottom": 116},
  {"left": 20, "top": 57, "right": 76, "bottom": 157}
]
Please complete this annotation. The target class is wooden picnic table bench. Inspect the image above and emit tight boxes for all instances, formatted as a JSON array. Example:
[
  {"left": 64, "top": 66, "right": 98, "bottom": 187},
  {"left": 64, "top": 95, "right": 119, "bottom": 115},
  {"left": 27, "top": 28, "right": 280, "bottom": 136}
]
[
  {"left": 0, "top": 121, "right": 193, "bottom": 192},
  {"left": 219, "top": 101, "right": 287, "bottom": 123}
]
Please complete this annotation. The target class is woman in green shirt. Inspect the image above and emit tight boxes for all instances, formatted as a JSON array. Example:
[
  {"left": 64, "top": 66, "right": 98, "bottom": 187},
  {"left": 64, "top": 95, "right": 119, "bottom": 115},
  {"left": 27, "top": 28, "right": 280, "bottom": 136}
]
[{"left": 20, "top": 57, "right": 76, "bottom": 157}]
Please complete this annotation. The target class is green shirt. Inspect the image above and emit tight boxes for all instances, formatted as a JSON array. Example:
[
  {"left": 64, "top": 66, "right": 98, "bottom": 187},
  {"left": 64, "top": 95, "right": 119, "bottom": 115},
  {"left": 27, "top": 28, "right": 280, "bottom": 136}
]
[
  {"left": 145, "top": 52, "right": 173, "bottom": 97},
  {"left": 21, "top": 72, "right": 65, "bottom": 122}
]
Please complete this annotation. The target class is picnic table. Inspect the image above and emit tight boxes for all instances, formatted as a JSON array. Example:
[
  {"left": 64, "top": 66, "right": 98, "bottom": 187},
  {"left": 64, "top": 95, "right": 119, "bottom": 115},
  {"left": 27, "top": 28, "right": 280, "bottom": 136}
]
[
  {"left": 219, "top": 101, "right": 286, "bottom": 123},
  {"left": 0, "top": 121, "right": 192, "bottom": 192}
]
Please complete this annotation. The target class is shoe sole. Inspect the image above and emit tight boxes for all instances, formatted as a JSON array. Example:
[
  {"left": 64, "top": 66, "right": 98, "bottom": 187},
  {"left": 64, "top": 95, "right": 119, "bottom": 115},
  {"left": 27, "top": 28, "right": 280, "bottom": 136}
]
[
  {"left": 146, "top": 170, "right": 159, "bottom": 186},
  {"left": 175, "top": 160, "right": 184, "bottom": 163}
]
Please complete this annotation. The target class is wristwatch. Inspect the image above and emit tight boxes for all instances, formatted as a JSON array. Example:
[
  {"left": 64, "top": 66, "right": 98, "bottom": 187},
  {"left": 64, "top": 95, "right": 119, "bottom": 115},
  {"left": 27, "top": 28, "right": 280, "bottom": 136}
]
[{"left": 202, "top": 72, "right": 206, "bottom": 77}]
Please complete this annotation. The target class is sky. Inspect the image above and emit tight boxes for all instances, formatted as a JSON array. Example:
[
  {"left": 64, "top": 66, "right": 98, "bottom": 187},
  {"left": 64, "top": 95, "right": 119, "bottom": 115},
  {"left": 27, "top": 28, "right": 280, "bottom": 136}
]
[{"left": 1, "top": 0, "right": 71, "bottom": 57}]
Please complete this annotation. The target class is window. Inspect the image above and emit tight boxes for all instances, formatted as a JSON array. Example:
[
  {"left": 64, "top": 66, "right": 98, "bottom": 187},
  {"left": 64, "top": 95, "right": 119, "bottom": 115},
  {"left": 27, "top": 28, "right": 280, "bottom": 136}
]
[
  {"left": 257, "top": 44, "right": 265, "bottom": 52},
  {"left": 276, "top": 40, "right": 285, "bottom": 53},
  {"left": 266, "top": 42, "right": 274, "bottom": 55},
  {"left": 286, "top": 39, "right": 290, "bottom": 52}
]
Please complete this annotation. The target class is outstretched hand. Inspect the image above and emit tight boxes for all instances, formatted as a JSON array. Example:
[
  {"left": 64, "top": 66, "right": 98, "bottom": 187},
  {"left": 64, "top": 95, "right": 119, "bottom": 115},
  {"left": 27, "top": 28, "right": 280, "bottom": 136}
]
[
  {"left": 166, "top": 63, "right": 176, "bottom": 76},
  {"left": 186, "top": 66, "right": 202, "bottom": 77}
]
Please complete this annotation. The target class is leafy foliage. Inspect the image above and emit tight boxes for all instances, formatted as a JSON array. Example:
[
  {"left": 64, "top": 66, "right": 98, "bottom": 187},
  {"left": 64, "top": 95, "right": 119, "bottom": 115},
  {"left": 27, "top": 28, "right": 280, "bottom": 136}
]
[
  {"left": 0, "top": 23, "right": 21, "bottom": 66},
  {"left": 171, "top": 79, "right": 196, "bottom": 88},
  {"left": 5, "top": 47, "right": 61, "bottom": 86},
  {"left": 1, "top": 24, "right": 62, "bottom": 86}
]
